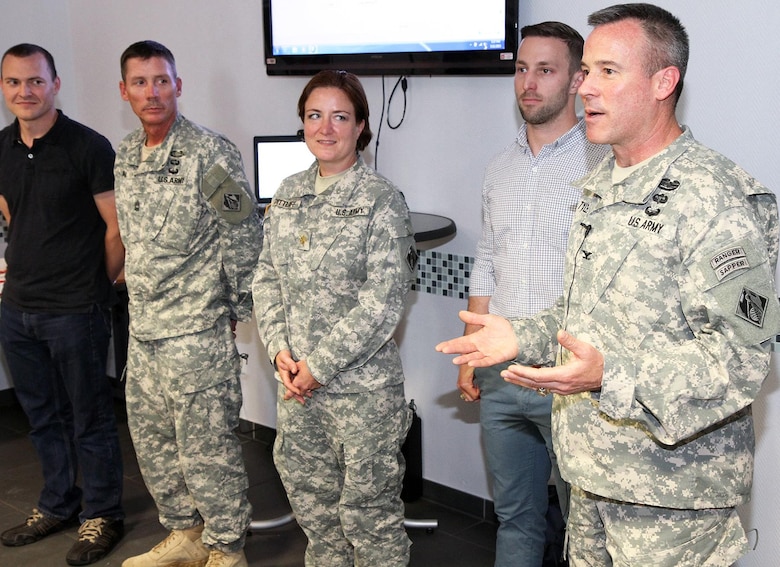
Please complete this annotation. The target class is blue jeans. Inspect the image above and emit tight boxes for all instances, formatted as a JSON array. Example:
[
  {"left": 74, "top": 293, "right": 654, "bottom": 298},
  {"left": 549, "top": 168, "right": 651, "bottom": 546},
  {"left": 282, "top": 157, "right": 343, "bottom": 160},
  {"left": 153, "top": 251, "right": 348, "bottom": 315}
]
[
  {"left": 478, "top": 364, "right": 569, "bottom": 567},
  {"left": 0, "top": 301, "right": 124, "bottom": 522}
]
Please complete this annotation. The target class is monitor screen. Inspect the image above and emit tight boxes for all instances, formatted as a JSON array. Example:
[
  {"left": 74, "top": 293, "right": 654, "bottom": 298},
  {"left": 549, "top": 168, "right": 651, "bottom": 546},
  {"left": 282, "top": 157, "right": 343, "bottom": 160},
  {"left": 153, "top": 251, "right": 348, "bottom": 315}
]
[
  {"left": 253, "top": 135, "right": 315, "bottom": 203},
  {"left": 262, "top": 0, "right": 518, "bottom": 76}
]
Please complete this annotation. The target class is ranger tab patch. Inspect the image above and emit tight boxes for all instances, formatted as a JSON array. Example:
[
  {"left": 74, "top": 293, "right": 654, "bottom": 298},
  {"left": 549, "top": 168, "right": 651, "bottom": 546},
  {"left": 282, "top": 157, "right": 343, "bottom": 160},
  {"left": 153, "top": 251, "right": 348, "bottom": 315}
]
[
  {"left": 710, "top": 246, "right": 749, "bottom": 281},
  {"left": 736, "top": 287, "right": 768, "bottom": 328}
]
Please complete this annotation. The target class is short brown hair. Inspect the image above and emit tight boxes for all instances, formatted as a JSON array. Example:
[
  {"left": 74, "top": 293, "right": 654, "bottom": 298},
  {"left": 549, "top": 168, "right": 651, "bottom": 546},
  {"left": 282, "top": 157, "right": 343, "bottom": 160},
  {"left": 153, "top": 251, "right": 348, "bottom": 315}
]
[
  {"left": 297, "top": 70, "right": 373, "bottom": 152},
  {"left": 520, "top": 22, "right": 585, "bottom": 75},
  {"left": 2, "top": 43, "right": 57, "bottom": 80},
  {"left": 588, "top": 3, "right": 688, "bottom": 104},
  {"left": 120, "top": 40, "right": 177, "bottom": 81}
]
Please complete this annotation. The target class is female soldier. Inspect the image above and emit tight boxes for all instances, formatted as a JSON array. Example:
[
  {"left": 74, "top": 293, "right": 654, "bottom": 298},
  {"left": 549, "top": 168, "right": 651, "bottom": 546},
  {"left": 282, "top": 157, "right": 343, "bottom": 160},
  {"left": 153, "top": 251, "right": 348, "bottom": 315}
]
[{"left": 253, "top": 70, "right": 418, "bottom": 567}]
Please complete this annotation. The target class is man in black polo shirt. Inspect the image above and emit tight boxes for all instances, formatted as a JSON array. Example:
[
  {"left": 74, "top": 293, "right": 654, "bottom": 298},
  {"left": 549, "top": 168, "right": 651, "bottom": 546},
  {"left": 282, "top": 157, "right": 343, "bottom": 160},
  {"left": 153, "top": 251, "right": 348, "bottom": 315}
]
[{"left": 0, "top": 43, "right": 125, "bottom": 566}]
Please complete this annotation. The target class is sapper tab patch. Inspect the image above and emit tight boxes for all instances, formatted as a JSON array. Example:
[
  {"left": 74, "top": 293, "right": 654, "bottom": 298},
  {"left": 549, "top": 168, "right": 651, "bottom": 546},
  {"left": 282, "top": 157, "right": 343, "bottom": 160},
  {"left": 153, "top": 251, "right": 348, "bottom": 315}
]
[
  {"left": 710, "top": 246, "right": 750, "bottom": 281},
  {"left": 736, "top": 287, "right": 768, "bottom": 328}
]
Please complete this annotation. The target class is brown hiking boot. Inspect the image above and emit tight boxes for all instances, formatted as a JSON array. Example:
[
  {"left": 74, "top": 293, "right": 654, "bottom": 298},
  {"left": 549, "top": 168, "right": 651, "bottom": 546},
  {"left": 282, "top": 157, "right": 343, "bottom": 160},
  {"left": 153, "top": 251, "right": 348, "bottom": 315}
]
[
  {"left": 121, "top": 524, "right": 209, "bottom": 567},
  {"left": 204, "top": 549, "right": 248, "bottom": 567}
]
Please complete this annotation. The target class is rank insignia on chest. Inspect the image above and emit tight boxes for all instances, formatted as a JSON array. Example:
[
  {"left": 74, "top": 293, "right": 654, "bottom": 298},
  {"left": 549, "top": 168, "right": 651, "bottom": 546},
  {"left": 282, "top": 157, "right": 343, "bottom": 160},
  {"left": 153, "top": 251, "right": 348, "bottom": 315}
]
[
  {"left": 222, "top": 192, "right": 242, "bottom": 212},
  {"left": 736, "top": 287, "right": 768, "bottom": 328},
  {"left": 298, "top": 232, "right": 310, "bottom": 250}
]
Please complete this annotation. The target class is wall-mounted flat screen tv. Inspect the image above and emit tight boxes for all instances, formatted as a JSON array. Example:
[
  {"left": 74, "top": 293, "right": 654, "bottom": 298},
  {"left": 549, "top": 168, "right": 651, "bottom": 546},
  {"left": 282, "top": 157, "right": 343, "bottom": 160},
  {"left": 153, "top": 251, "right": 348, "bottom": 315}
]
[{"left": 262, "top": 0, "right": 518, "bottom": 76}]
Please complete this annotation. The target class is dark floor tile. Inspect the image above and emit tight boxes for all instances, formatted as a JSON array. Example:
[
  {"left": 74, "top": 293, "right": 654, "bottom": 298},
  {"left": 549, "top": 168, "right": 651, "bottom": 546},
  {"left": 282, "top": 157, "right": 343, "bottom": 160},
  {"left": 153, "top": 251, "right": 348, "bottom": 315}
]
[
  {"left": 245, "top": 520, "right": 307, "bottom": 567},
  {"left": 0, "top": 397, "right": 497, "bottom": 567},
  {"left": 0, "top": 404, "right": 30, "bottom": 436},
  {"left": 406, "top": 499, "right": 494, "bottom": 542},
  {"left": 0, "top": 528, "right": 80, "bottom": 567},
  {"left": 410, "top": 528, "right": 496, "bottom": 566},
  {"left": 0, "top": 460, "right": 44, "bottom": 511}
]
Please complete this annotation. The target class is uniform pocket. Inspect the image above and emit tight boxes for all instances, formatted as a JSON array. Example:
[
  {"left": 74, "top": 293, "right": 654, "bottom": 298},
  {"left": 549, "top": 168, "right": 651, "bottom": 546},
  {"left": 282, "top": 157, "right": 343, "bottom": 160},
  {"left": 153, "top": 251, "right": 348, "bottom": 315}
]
[
  {"left": 123, "top": 186, "right": 200, "bottom": 252},
  {"left": 341, "top": 403, "right": 412, "bottom": 506},
  {"left": 309, "top": 216, "right": 369, "bottom": 281}
]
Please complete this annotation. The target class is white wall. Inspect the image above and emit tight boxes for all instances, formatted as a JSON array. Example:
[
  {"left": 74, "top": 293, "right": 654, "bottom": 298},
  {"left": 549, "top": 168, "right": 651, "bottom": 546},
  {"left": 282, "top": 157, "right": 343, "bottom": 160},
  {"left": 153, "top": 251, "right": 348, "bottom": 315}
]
[{"left": 1, "top": 1, "right": 778, "bottom": 564}]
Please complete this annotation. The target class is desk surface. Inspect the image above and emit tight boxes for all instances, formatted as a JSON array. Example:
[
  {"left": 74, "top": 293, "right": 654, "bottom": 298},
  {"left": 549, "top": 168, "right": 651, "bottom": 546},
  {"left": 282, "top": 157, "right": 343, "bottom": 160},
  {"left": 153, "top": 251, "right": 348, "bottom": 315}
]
[{"left": 410, "top": 212, "right": 456, "bottom": 243}]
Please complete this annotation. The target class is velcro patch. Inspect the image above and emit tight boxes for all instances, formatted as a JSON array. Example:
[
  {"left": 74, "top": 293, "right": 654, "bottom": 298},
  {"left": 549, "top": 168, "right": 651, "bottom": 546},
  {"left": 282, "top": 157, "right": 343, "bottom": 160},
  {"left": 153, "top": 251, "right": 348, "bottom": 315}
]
[
  {"left": 203, "top": 163, "right": 253, "bottom": 224},
  {"left": 736, "top": 287, "right": 768, "bottom": 328}
]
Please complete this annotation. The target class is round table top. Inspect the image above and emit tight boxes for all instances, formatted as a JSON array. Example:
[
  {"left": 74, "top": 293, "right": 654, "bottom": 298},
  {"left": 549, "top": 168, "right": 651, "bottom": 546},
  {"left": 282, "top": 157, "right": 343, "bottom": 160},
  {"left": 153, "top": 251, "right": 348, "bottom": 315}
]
[{"left": 410, "top": 212, "right": 456, "bottom": 243}]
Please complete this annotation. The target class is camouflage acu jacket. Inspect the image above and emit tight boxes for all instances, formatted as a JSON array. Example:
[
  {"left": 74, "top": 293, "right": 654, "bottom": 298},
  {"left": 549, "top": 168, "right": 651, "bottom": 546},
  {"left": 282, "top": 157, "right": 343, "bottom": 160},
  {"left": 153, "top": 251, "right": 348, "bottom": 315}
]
[
  {"left": 115, "top": 114, "right": 261, "bottom": 341},
  {"left": 510, "top": 127, "right": 780, "bottom": 508},
  {"left": 253, "top": 158, "right": 417, "bottom": 394}
]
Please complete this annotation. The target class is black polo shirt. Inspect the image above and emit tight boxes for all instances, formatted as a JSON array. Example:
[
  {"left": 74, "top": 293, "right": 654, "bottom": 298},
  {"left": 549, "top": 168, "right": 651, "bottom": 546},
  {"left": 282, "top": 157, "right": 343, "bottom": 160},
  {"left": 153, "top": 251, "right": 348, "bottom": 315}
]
[{"left": 0, "top": 110, "right": 116, "bottom": 312}]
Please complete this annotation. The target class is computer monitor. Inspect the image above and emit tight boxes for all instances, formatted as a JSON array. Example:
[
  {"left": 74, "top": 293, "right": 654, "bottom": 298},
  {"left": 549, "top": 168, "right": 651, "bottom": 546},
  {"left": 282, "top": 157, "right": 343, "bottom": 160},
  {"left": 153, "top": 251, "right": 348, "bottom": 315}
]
[
  {"left": 253, "top": 135, "right": 315, "bottom": 203},
  {"left": 262, "top": 0, "right": 518, "bottom": 76}
]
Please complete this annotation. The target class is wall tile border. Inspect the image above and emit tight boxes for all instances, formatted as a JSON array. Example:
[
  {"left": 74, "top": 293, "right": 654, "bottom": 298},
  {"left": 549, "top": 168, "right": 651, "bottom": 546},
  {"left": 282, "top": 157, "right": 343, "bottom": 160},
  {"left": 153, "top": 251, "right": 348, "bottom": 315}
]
[{"left": 412, "top": 249, "right": 473, "bottom": 299}]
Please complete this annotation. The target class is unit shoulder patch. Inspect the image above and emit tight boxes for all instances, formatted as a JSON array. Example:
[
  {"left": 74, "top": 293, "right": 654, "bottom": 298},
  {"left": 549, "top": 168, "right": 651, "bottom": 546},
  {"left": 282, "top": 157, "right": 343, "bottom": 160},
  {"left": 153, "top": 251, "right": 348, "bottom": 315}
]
[
  {"left": 735, "top": 287, "right": 768, "bottom": 328},
  {"left": 202, "top": 164, "right": 252, "bottom": 224}
]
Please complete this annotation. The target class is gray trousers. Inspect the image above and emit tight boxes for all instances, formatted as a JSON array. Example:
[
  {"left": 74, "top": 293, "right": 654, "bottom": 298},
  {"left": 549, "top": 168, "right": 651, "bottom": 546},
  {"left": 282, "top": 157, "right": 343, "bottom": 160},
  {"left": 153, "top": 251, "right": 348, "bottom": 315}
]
[
  {"left": 126, "top": 318, "right": 252, "bottom": 552},
  {"left": 567, "top": 486, "right": 749, "bottom": 566},
  {"left": 274, "top": 383, "right": 412, "bottom": 567}
]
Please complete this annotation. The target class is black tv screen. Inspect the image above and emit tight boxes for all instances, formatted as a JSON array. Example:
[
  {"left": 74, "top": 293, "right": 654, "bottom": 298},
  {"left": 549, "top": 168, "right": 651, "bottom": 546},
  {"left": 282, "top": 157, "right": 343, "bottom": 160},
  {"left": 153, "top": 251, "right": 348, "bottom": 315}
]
[{"left": 262, "top": 0, "right": 518, "bottom": 76}]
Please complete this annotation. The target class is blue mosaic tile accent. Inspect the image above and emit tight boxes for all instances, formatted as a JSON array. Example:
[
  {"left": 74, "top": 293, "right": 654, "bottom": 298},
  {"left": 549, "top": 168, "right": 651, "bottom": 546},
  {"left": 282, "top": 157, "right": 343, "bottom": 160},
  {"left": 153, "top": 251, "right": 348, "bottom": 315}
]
[{"left": 413, "top": 250, "right": 473, "bottom": 299}]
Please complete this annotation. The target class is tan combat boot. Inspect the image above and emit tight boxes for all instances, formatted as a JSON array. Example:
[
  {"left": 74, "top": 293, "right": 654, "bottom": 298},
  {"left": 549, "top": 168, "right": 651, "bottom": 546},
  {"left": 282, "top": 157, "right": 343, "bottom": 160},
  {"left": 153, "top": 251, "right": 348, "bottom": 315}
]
[
  {"left": 204, "top": 549, "right": 248, "bottom": 567},
  {"left": 122, "top": 524, "right": 209, "bottom": 567}
]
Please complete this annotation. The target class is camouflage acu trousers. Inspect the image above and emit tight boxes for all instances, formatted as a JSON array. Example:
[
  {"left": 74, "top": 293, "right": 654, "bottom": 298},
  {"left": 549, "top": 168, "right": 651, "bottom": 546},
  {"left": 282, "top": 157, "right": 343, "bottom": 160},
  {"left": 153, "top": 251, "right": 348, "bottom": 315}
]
[
  {"left": 274, "top": 382, "right": 412, "bottom": 567},
  {"left": 125, "top": 317, "right": 252, "bottom": 552},
  {"left": 566, "top": 486, "right": 749, "bottom": 566}
]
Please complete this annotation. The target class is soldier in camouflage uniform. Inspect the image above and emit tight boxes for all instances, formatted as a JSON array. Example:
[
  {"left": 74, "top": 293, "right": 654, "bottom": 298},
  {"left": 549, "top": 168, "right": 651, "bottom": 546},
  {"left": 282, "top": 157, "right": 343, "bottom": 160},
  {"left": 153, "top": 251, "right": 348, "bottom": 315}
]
[
  {"left": 253, "top": 70, "right": 417, "bottom": 567},
  {"left": 114, "top": 41, "right": 261, "bottom": 567},
  {"left": 437, "top": 5, "right": 780, "bottom": 566}
]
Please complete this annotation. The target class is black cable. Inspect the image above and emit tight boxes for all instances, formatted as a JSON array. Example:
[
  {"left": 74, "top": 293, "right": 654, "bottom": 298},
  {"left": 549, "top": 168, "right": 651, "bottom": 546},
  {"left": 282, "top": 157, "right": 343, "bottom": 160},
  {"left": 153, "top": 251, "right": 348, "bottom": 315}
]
[
  {"left": 374, "top": 75, "right": 388, "bottom": 171},
  {"left": 387, "top": 76, "right": 407, "bottom": 129},
  {"left": 374, "top": 76, "right": 408, "bottom": 172}
]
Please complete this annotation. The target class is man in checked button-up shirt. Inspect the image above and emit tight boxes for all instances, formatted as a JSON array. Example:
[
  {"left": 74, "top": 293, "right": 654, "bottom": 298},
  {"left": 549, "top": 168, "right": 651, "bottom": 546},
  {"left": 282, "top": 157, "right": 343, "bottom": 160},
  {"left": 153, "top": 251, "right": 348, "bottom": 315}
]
[{"left": 455, "top": 21, "right": 608, "bottom": 567}]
